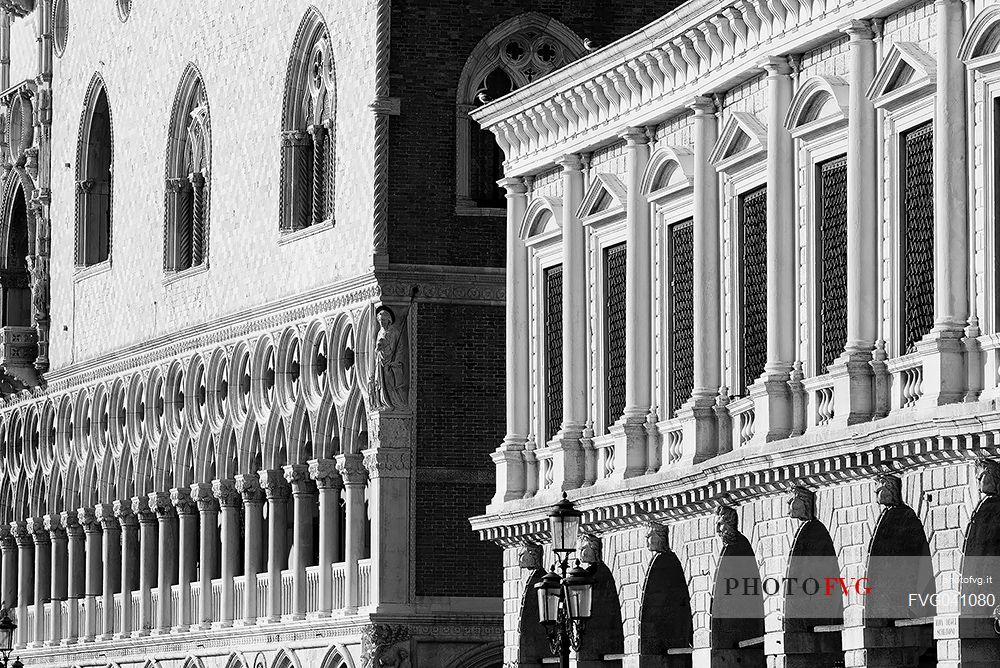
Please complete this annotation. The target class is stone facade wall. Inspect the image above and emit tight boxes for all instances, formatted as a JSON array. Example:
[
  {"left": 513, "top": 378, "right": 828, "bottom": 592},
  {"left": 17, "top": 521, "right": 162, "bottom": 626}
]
[{"left": 44, "top": 0, "right": 377, "bottom": 368}]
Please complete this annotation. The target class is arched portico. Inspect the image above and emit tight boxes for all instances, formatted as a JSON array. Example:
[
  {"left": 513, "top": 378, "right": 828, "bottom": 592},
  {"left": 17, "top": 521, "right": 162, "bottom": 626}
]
[{"left": 638, "top": 551, "right": 693, "bottom": 667}]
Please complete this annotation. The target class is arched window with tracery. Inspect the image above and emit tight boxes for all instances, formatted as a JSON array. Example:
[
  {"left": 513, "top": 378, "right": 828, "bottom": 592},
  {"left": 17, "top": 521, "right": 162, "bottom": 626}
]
[
  {"left": 280, "top": 8, "right": 336, "bottom": 232},
  {"left": 75, "top": 75, "right": 112, "bottom": 267},
  {"left": 457, "top": 14, "right": 584, "bottom": 212},
  {"left": 164, "top": 66, "right": 211, "bottom": 273},
  {"left": 1, "top": 181, "right": 30, "bottom": 327}
]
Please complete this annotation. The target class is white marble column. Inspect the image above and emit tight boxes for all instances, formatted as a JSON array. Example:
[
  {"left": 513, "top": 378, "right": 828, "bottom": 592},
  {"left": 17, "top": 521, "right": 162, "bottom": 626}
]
[
  {"left": 552, "top": 154, "right": 587, "bottom": 490},
  {"left": 62, "top": 512, "right": 83, "bottom": 644},
  {"left": 752, "top": 56, "right": 796, "bottom": 441},
  {"left": 94, "top": 504, "right": 119, "bottom": 640},
  {"left": 44, "top": 515, "right": 66, "bottom": 645},
  {"left": 113, "top": 501, "right": 137, "bottom": 639},
  {"left": 284, "top": 464, "right": 316, "bottom": 620},
  {"left": 191, "top": 482, "right": 219, "bottom": 629},
  {"left": 337, "top": 453, "right": 367, "bottom": 613},
  {"left": 611, "top": 127, "right": 653, "bottom": 479},
  {"left": 0, "top": 525, "right": 15, "bottom": 612},
  {"left": 309, "top": 459, "right": 342, "bottom": 616},
  {"left": 825, "top": 20, "right": 879, "bottom": 425},
  {"left": 494, "top": 176, "right": 529, "bottom": 503},
  {"left": 678, "top": 96, "right": 721, "bottom": 463},
  {"left": 10, "top": 521, "right": 32, "bottom": 648},
  {"left": 259, "top": 469, "right": 290, "bottom": 622},
  {"left": 213, "top": 479, "right": 240, "bottom": 627},
  {"left": 170, "top": 489, "right": 197, "bottom": 632},
  {"left": 27, "top": 518, "right": 50, "bottom": 647},
  {"left": 78, "top": 508, "right": 101, "bottom": 642},
  {"left": 235, "top": 474, "right": 264, "bottom": 624},
  {"left": 148, "top": 492, "right": 176, "bottom": 634},
  {"left": 132, "top": 496, "right": 156, "bottom": 636}
]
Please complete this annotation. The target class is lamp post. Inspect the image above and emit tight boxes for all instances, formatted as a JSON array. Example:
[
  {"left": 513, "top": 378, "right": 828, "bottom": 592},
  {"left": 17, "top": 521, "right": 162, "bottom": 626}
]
[
  {"left": 0, "top": 605, "right": 23, "bottom": 668},
  {"left": 536, "top": 493, "right": 594, "bottom": 668}
]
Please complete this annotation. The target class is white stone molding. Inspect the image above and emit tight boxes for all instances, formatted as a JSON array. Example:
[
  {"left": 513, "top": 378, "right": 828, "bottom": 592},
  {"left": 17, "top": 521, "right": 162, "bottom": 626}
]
[
  {"left": 519, "top": 195, "right": 563, "bottom": 243},
  {"left": 709, "top": 111, "right": 767, "bottom": 173},
  {"left": 960, "top": 4, "right": 1000, "bottom": 74},
  {"left": 641, "top": 145, "right": 695, "bottom": 198},
  {"left": 867, "top": 42, "right": 937, "bottom": 112},
  {"left": 576, "top": 172, "right": 626, "bottom": 223}
]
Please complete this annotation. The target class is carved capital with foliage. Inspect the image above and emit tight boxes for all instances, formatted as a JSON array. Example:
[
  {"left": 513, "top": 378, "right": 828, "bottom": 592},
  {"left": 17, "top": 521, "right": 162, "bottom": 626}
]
[
  {"left": 309, "top": 458, "right": 343, "bottom": 490},
  {"left": 235, "top": 474, "right": 265, "bottom": 504},
  {"left": 259, "top": 469, "right": 292, "bottom": 501},
  {"left": 212, "top": 479, "right": 242, "bottom": 509},
  {"left": 337, "top": 452, "right": 368, "bottom": 486},
  {"left": 363, "top": 447, "right": 410, "bottom": 479},
  {"left": 361, "top": 624, "right": 411, "bottom": 668},
  {"left": 283, "top": 464, "right": 318, "bottom": 496}
]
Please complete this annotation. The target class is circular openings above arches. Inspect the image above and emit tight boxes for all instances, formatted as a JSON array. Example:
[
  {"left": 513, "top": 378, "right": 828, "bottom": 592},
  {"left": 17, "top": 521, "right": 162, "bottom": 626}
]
[
  {"left": 108, "top": 378, "right": 127, "bottom": 451},
  {"left": 53, "top": 0, "right": 69, "bottom": 57},
  {"left": 185, "top": 355, "right": 207, "bottom": 436},
  {"left": 251, "top": 336, "right": 276, "bottom": 421},
  {"left": 205, "top": 348, "right": 229, "bottom": 432},
  {"left": 126, "top": 373, "right": 146, "bottom": 446},
  {"left": 7, "top": 91, "right": 34, "bottom": 163},
  {"left": 117, "top": 0, "right": 132, "bottom": 22},
  {"left": 229, "top": 342, "right": 252, "bottom": 425},
  {"left": 275, "top": 329, "right": 302, "bottom": 416},
  {"left": 164, "top": 362, "right": 186, "bottom": 442},
  {"left": 301, "top": 320, "right": 329, "bottom": 407},
  {"left": 329, "top": 314, "right": 355, "bottom": 404}
]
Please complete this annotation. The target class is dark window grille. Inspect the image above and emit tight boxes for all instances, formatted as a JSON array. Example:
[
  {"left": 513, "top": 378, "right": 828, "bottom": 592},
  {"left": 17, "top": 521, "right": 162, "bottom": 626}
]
[
  {"left": 816, "top": 155, "right": 848, "bottom": 374},
  {"left": 544, "top": 265, "right": 563, "bottom": 442},
  {"left": 669, "top": 219, "right": 695, "bottom": 417},
  {"left": 900, "top": 122, "right": 934, "bottom": 354},
  {"left": 604, "top": 243, "right": 627, "bottom": 430},
  {"left": 740, "top": 186, "right": 768, "bottom": 394}
]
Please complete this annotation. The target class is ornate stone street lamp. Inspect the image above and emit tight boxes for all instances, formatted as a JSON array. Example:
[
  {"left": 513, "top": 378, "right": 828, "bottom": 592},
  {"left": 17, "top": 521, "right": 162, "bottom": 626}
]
[
  {"left": 535, "top": 493, "right": 594, "bottom": 668},
  {"left": 0, "top": 605, "right": 23, "bottom": 668}
]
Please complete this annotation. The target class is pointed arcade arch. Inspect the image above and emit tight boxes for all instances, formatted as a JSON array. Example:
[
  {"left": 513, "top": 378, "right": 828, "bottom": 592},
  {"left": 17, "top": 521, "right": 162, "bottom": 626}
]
[{"left": 0, "top": 175, "right": 31, "bottom": 328}]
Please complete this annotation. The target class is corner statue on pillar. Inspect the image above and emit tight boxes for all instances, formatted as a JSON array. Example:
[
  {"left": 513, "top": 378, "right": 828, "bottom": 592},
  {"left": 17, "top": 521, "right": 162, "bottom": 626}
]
[{"left": 370, "top": 302, "right": 410, "bottom": 411}]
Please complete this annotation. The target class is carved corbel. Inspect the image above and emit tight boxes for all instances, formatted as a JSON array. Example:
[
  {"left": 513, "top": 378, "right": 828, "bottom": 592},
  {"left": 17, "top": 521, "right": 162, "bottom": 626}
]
[
  {"left": 577, "top": 533, "right": 602, "bottom": 565},
  {"left": 874, "top": 474, "right": 902, "bottom": 507},
  {"left": 517, "top": 543, "right": 543, "bottom": 571},
  {"left": 787, "top": 486, "right": 816, "bottom": 521},
  {"left": 646, "top": 523, "right": 669, "bottom": 553},
  {"left": 715, "top": 504, "right": 740, "bottom": 545},
  {"left": 976, "top": 458, "right": 1000, "bottom": 496}
]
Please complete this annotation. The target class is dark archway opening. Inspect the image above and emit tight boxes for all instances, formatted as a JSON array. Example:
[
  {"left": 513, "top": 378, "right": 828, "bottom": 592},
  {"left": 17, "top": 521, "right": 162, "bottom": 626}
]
[
  {"left": 865, "top": 505, "right": 936, "bottom": 668},
  {"left": 784, "top": 520, "right": 845, "bottom": 667},
  {"left": 958, "top": 496, "right": 1000, "bottom": 665},
  {"left": 711, "top": 535, "right": 765, "bottom": 668},
  {"left": 639, "top": 552, "right": 693, "bottom": 667},
  {"left": 2, "top": 184, "right": 30, "bottom": 327}
]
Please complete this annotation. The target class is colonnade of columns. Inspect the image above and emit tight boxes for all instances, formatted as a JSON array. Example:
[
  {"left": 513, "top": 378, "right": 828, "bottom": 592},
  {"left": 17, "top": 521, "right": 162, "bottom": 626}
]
[
  {"left": 0, "top": 456, "right": 371, "bottom": 647},
  {"left": 492, "top": 8, "right": 975, "bottom": 495}
]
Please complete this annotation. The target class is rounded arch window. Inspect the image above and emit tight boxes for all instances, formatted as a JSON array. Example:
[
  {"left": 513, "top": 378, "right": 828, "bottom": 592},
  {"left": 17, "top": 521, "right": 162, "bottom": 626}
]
[{"left": 53, "top": 0, "right": 69, "bottom": 56}]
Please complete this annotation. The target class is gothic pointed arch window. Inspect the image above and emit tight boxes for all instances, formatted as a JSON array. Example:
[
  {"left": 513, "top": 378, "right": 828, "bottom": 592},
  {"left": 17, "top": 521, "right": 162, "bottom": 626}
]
[
  {"left": 1, "top": 180, "right": 30, "bottom": 328},
  {"left": 280, "top": 9, "right": 336, "bottom": 232},
  {"left": 75, "top": 75, "right": 112, "bottom": 268},
  {"left": 457, "top": 13, "right": 585, "bottom": 213},
  {"left": 164, "top": 66, "right": 211, "bottom": 273}
]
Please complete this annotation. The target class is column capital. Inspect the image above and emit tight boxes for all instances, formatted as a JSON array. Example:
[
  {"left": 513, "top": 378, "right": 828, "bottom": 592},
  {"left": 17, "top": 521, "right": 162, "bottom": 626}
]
[
  {"left": 686, "top": 95, "right": 717, "bottom": 115},
  {"left": 212, "top": 479, "right": 242, "bottom": 508},
  {"left": 43, "top": 514, "right": 66, "bottom": 541},
  {"left": 258, "top": 469, "right": 292, "bottom": 501},
  {"left": 308, "top": 458, "right": 344, "bottom": 490},
  {"left": 147, "top": 492, "right": 177, "bottom": 519},
  {"left": 10, "top": 520, "right": 32, "bottom": 547},
  {"left": 840, "top": 18, "right": 874, "bottom": 39},
  {"left": 757, "top": 55, "right": 793, "bottom": 76},
  {"left": 131, "top": 496, "right": 156, "bottom": 524},
  {"left": 26, "top": 517, "right": 50, "bottom": 545},
  {"left": 94, "top": 503, "right": 120, "bottom": 531},
  {"left": 235, "top": 474, "right": 265, "bottom": 504},
  {"left": 363, "top": 447, "right": 411, "bottom": 479},
  {"left": 0, "top": 524, "right": 13, "bottom": 550},
  {"left": 190, "top": 482, "right": 220, "bottom": 513},
  {"left": 336, "top": 452, "right": 368, "bottom": 486},
  {"left": 169, "top": 488, "right": 198, "bottom": 516},
  {"left": 61, "top": 511, "right": 83, "bottom": 537},
  {"left": 497, "top": 177, "right": 527, "bottom": 196},
  {"left": 77, "top": 507, "right": 101, "bottom": 532},
  {"left": 113, "top": 499, "right": 137, "bottom": 527},
  {"left": 283, "top": 464, "right": 318, "bottom": 496},
  {"left": 619, "top": 126, "right": 649, "bottom": 145},
  {"left": 555, "top": 154, "right": 584, "bottom": 171}
]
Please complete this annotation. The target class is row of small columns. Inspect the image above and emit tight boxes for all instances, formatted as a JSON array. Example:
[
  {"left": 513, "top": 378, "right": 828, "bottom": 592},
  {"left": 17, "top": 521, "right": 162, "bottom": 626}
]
[
  {"left": 0, "top": 454, "right": 369, "bottom": 646},
  {"left": 493, "top": 5, "right": 969, "bottom": 497}
]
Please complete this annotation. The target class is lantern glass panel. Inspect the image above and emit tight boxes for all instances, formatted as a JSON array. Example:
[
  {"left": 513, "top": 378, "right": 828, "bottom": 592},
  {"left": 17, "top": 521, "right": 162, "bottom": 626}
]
[
  {"left": 565, "top": 581, "right": 593, "bottom": 620},
  {"left": 0, "top": 616, "right": 12, "bottom": 653},
  {"left": 536, "top": 585, "right": 560, "bottom": 623},
  {"left": 550, "top": 513, "right": 580, "bottom": 553}
]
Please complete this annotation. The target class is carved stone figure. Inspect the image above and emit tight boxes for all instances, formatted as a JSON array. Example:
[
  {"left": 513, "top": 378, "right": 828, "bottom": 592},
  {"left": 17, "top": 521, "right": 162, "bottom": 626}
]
[
  {"left": 875, "top": 474, "right": 902, "bottom": 507},
  {"left": 976, "top": 458, "right": 1000, "bottom": 496},
  {"left": 646, "top": 523, "right": 668, "bottom": 553},
  {"left": 361, "top": 624, "right": 411, "bottom": 668},
  {"left": 26, "top": 255, "right": 48, "bottom": 323},
  {"left": 577, "top": 533, "right": 602, "bottom": 565},
  {"left": 517, "top": 543, "right": 542, "bottom": 570},
  {"left": 370, "top": 305, "right": 408, "bottom": 410},
  {"left": 715, "top": 504, "right": 739, "bottom": 545},
  {"left": 787, "top": 486, "right": 815, "bottom": 521}
]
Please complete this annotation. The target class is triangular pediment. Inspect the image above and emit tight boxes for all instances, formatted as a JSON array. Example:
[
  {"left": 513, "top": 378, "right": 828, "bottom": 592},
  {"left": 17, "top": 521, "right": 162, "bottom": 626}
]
[
  {"left": 867, "top": 42, "right": 936, "bottom": 111},
  {"left": 578, "top": 173, "right": 626, "bottom": 220},
  {"left": 710, "top": 112, "right": 767, "bottom": 173}
]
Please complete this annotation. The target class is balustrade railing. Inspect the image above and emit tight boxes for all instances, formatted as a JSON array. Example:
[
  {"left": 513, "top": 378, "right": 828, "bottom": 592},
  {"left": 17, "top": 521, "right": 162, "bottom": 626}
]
[
  {"left": 233, "top": 576, "right": 245, "bottom": 620},
  {"left": 94, "top": 598, "right": 104, "bottom": 638},
  {"left": 306, "top": 566, "right": 320, "bottom": 612},
  {"left": 169, "top": 585, "right": 181, "bottom": 629},
  {"left": 887, "top": 353, "right": 924, "bottom": 410},
  {"left": 255, "top": 572, "right": 268, "bottom": 621},
  {"left": 728, "top": 396, "right": 756, "bottom": 448},
  {"left": 280, "top": 570, "right": 294, "bottom": 617},
  {"left": 592, "top": 433, "right": 615, "bottom": 480},
  {"left": 42, "top": 601, "right": 53, "bottom": 642},
  {"left": 24, "top": 604, "right": 35, "bottom": 645},
  {"left": 211, "top": 579, "right": 222, "bottom": 622},
  {"left": 131, "top": 591, "right": 141, "bottom": 631},
  {"left": 332, "top": 562, "right": 347, "bottom": 610},
  {"left": 358, "top": 558, "right": 372, "bottom": 607},
  {"left": 190, "top": 582, "right": 201, "bottom": 625},
  {"left": 113, "top": 592, "right": 124, "bottom": 634}
]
